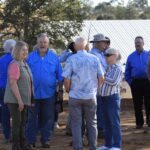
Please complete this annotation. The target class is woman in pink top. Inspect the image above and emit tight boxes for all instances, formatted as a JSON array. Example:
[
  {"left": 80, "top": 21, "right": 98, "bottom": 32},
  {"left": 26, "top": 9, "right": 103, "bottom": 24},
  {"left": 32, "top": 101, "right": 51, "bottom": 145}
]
[{"left": 4, "top": 41, "right": 33, "bottom": 150}]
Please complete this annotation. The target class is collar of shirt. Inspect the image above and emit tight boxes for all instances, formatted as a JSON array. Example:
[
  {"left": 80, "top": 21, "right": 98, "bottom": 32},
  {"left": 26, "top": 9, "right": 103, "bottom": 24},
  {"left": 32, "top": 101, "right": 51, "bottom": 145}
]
[
  {"left": 35, "top": 48, "right": 51, "bottom": 59},
  {"left": 77, "top": 50, "right": 87, "bottom": 53},
  {"left": 35, "top": 48, "right": 49, "bottom": 57},
  {"left": 92, "top": 47, "right": 99, "bottom": 52},
  {"left": 106, "top": 64, "right": 113, "bottom": 71},
  {"left": 91, "top": 47, "right": 104, "bottom": 54},
  {"left": 135, "top": 49, "right": 145, "bottom": 55}
]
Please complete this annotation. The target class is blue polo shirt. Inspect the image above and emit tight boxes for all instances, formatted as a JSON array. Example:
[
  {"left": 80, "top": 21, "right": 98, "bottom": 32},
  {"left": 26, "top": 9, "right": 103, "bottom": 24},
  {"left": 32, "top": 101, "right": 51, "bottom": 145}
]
[
  {"left": 27, "top": 49, "right": 63, "bottom": 99},
  {"left": 0, "top": 53, "right": 13, "bottom": 88}
]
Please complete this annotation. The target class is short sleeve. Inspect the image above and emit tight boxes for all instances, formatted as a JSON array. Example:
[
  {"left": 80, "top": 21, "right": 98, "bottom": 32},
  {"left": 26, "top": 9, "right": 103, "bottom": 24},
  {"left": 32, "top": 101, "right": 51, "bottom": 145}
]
[
  {"left": 8, "top": 63, "right": 20, "bottom": 80},
  {"left": 62, "top": 58, "right": 73, "bottom": 80}
]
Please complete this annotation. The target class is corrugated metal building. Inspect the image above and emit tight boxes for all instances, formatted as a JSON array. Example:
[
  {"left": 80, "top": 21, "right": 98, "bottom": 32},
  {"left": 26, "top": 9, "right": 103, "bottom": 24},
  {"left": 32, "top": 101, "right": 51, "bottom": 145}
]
[{"left": 80, "top": 20, "right": 150, "bottom": 66}]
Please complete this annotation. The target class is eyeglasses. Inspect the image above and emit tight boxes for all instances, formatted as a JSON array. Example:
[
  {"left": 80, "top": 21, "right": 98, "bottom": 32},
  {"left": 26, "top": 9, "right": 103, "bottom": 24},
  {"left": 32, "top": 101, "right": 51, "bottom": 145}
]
[{"left": 105, "top": 54, "right": 114, "bottom": 57}]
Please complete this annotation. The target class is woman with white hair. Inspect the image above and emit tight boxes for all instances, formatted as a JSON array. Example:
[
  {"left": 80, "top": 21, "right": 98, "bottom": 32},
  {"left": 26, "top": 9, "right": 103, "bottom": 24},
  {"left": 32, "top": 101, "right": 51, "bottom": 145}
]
[
  {"left": 0, "top": 39, "right": 16, "bottom": 143},
  {"left": 98, "top": 48, "right": 123, "bottom": 150}
]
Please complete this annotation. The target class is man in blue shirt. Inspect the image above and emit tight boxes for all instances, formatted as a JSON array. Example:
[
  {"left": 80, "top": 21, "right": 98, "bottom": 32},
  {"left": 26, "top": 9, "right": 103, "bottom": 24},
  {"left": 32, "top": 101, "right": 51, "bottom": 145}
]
[
  {"left": 90, "top": 34, "right": 108, "bottom": 73},
  {"left": 90, "top": 34, "right": 109, "bottom": 138},
  {"left": 125, "top": 36, "right": 150, "bottom": 129},
  {"left": 63, "top": 37, "right": 104, "bottom": 150},
  {"left": 0, "top": 39, "right": 16, "bottom": 143},
  {"left": 26, "top": 33, "right": 63, "bottom": 148}
]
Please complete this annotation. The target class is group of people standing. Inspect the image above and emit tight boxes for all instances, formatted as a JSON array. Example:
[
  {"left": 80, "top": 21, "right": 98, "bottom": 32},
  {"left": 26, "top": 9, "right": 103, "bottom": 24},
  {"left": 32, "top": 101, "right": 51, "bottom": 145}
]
[
  {"left": 0, "top": 34, "right": 63, "bottom": 150},
  {"left": 0, "top": 32, "right": 149, "bottom": 150},
  {"left": 63, "top": 35, "right": 122, "bottom": 150}
]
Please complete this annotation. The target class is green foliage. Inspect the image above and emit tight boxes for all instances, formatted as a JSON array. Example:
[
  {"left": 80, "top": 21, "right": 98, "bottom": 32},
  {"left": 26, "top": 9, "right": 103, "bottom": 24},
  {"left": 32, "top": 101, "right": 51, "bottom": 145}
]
[
  {"left": 91, "top": 0, "right": 150, "bottom": 20},
  {"left": 0, "top": 0, "right": 89, "bottom": 50},
  {"left": 1, "top": 0, "right": 150, "bottom": 51}
]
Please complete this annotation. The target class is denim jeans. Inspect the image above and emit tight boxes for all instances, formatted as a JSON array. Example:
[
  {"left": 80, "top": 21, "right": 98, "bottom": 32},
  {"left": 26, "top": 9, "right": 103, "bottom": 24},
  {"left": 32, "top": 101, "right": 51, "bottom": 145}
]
[
  {"left": 26, "top": 95, "right": 55, "bottom": 144},
  {"left": 0, "top": 88, "right": 11, "bottom": 139},
  {"left": 69, "top": 97, "right": 97, "bottom": 150},
  {"left": 97, "top": 95, "right": 104, "bottom": 130},
  {"left": 101, "top": 94, "right": 122, "bottom": 148}
]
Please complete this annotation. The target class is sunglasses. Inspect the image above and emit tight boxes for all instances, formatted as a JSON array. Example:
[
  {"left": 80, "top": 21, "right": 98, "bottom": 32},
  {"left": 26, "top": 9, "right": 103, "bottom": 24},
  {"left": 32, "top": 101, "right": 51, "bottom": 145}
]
[{"left": 105, "top": 54, "right": 114, "bottom": 57}]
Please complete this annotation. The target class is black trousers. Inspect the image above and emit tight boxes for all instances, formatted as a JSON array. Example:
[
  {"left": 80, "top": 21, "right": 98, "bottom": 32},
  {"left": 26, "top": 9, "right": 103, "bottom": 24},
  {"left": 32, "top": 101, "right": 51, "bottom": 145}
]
[
  {"left": 7, "top": 104, "right": 27, "bottom": 145},
  {"left": 131, "top": 79, "right": 150, "bottom": 126}
]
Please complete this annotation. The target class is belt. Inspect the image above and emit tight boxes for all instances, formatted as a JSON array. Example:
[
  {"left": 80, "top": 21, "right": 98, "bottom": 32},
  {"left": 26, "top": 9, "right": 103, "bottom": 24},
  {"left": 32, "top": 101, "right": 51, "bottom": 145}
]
[{"left": 132, "top": 78, "right": 148, "bottom": 81}]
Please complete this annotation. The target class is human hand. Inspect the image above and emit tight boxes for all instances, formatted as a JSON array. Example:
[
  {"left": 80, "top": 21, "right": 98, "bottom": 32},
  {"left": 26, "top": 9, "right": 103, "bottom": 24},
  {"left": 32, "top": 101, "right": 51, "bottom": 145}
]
[{"left": 18, "top": 100, "right": 24, "bottom": 111}]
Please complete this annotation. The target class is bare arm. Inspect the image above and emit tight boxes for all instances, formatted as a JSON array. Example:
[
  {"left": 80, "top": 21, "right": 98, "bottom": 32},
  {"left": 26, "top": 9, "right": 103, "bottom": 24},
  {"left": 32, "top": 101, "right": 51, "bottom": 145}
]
[
  {"left": 64, "top": 78, "right": 71, "bottom": 93},
  {"left": 98, "top": 76, "right": 104, "bottom": 86}
]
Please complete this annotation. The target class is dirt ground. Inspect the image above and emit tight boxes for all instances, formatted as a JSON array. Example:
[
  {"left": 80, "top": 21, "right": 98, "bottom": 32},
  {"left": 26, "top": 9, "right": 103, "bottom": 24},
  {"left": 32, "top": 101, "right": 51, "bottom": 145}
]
[{"left": 0, "top": 99, "right": 150, "bottom": 150}]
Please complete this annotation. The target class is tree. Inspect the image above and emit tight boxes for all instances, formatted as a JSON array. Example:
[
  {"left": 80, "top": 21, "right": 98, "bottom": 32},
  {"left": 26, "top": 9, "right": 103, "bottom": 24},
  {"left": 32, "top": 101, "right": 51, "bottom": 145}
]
[
  {"left": 0, "top": 0, "right": 90, "bottom": 49},
  {"left": 91, "top": 0, "right": 150, "bottom": 20},
  {"left": 115, "top": 6, "right": 126, "bottom": 20},
  {"left": 133, "top": 0, "right": 148, "bottom": 10},
  {"left": 125, "top": 0, "right": 139, "bottom": 19},
  {"left": 93, "top": 2, "right": 116, "bottom": 20}
]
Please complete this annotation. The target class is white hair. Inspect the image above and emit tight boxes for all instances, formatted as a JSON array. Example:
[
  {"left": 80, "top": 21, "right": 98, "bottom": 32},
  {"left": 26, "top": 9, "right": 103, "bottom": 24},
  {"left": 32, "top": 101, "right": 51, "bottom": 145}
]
[
  {"left": 3, "top": 39, "right": 16, "bottom": 53},
  {"left": 75, "top": 37, "right": 87, "bottom": 47}
]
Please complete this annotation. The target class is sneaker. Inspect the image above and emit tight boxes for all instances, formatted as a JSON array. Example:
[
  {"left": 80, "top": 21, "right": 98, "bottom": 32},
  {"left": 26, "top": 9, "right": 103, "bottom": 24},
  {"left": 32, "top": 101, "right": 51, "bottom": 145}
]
[
  {"left": 110, "top": 147, "right": 121, "bottom": 150},
  {"left": 97, "top": 145, "right": 109, "bottom": 150},
  {"left": 54, "top": 122, "right": 60, "bottom": 129}
]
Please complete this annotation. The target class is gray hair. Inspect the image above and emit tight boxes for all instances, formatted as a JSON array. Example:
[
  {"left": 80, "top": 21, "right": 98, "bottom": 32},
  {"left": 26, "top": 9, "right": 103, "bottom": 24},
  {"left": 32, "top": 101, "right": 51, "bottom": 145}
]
[
  {"left": 3, "top": 39, "right": 16, "bottom": 52},
  {"left": 105, "top": 48, "right": 121, "bottom": 61},
  {"left": 75, "top": 37, "right": 87, "bottom": 47},
  {"left": 37, "top": 33, "right": 49, "bottom": 40}
]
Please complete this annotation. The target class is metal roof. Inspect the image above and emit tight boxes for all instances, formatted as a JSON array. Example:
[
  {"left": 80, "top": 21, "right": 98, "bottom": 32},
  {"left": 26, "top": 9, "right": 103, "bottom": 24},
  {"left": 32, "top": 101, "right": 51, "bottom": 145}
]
[{"left": 80, "top": 20, "right": 150, "bottom": 65}]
